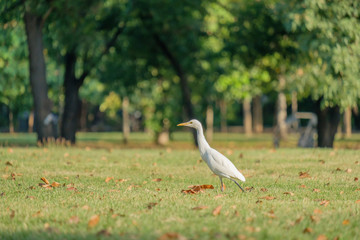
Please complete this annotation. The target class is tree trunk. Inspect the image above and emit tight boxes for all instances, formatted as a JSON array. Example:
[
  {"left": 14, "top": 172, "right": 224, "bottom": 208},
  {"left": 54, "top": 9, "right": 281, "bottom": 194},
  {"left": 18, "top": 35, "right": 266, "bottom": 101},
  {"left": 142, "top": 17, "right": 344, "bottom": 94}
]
[
  {"left": 316, "top": 99, "right": 340, "bottom": 148},
  {"left": 8, "top": 108, "right": 14, "bottom": 133},
  {"left": 80, "top": 100, "right": 88, "bottom": 131},
  {"left": 122, "top": 96, "right": 130, "bottom": 144},
  {"left": 344, "top": 107, "right": 351, "bottom": 138},
  {"left": 219, "top": 99, "right": 227, "bottom": 133},
  {"left": 276, "top": 76, "right": 287, "bottom": 139},
  {"left": 61, "top": 50, "right": 81, "bottom": 144},
  {"left": 206, "top": 105, "right": 214, "bottom": 143},
  {"left": 24, "top": 11, "right": 54, "bottom": 143},
  {"left": 243, "top": 98, "right": 252, "bottom": 136},
  {"left": 352, "top": 106, "right": 360, "bottom": 130},
  {"left": 152, "top": 33, "right": 197, "bottom": 145},
  {"left": 252, "top": 95, "right": 263, "bottom": 133},
  {"left": 291, "top": 91, "right": 298, "bottom": 129}
]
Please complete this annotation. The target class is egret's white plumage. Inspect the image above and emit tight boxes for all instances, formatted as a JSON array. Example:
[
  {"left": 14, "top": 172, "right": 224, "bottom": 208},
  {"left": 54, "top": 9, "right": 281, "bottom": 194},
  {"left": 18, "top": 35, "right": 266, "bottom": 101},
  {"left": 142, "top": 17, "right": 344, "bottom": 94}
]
[{"left": 177, "top": 119, "right": 246, "bottom": 192}]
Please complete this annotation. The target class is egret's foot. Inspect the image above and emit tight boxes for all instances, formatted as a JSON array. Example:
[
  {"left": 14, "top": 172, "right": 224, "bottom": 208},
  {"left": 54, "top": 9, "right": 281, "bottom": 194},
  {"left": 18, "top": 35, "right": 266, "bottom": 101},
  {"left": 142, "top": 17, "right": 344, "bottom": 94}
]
[{"left": 231, "top": 179, "right": 245, "bottom": 193}]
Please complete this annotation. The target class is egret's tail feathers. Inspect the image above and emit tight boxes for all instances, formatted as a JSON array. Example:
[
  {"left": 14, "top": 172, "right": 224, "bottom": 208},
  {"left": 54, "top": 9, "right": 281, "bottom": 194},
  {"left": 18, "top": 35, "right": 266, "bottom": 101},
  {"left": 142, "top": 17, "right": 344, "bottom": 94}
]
[{"left": 233, "top": 172, "right": 246, "bottom": 182}]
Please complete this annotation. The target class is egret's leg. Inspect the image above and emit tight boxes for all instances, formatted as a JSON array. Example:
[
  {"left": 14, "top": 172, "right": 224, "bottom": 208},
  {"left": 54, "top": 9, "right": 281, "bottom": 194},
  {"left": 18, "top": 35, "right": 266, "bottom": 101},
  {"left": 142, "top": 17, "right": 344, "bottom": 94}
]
[
  {"left": 219, "top": 177, "right": 224, "bottom": 192},
  {"left": 230, "top": 179, "right": 245, "bottom": 192}
]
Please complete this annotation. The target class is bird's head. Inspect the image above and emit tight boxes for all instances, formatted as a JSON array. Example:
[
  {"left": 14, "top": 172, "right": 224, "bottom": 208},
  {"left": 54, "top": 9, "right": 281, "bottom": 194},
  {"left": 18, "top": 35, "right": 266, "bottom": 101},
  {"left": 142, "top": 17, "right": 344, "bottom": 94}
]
[{"left": 177, "top": 119, "right": 202, "bottom": 129}]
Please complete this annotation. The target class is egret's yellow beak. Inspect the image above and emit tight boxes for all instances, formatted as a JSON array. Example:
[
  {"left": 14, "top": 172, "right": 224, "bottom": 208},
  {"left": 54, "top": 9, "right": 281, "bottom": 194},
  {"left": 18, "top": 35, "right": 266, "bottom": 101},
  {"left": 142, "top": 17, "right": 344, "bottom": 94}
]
[{"left": 177, "top": 122, "right": 190, "bottom": 126}]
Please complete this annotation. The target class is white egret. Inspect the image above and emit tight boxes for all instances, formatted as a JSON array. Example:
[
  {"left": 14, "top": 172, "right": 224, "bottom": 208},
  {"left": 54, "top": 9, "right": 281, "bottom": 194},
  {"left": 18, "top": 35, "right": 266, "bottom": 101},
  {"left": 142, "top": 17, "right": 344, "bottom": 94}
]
[{"left": 177, "top": 119, "right": 246, "bottom": 192}]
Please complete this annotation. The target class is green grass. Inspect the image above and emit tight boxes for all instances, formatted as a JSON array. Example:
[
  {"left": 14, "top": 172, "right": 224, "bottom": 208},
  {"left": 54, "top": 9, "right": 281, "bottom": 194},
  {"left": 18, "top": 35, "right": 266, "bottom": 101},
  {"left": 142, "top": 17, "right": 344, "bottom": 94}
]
[{"left": 1, "top": 147, "right": 360, "bottom": 239}]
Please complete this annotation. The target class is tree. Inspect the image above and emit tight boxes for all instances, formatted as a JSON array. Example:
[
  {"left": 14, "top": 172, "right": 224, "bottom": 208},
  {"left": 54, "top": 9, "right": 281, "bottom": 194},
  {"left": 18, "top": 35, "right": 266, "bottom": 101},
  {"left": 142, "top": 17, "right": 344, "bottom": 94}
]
[{"left": 282, "top": 0, "right": 360, "bottom": 147}]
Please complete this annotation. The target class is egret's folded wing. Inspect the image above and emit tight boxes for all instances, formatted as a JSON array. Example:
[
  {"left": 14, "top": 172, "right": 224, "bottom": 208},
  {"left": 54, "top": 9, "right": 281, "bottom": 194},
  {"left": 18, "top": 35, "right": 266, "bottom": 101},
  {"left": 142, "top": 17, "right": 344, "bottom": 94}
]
[{"left": 209, "top": 148, "right": 246, "bottom": 182}]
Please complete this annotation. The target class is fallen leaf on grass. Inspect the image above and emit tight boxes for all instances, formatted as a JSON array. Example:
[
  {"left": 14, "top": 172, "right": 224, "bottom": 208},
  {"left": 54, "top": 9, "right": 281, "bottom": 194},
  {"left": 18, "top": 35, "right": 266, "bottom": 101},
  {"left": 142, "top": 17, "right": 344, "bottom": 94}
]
[
  {"left": 317, "top": 234, "right": 328, "bottom": 240},
  {"left": 303, "top": 227, "right": 313, "bottom": 233},
  {"left": 259, "top": 195, "right": 276, "bottom": 200},
  {"left": 342, "top": 219, "right": 350, "bottom": 225},
  {"left": 158, "top": 232, "right": 187, "bottom": 240},
  {"left": 354, "top": 177, "right": 358, "bottom": 182},
  {"left": 152, "top": 178, "right": 162, "bottom": 182},
  {"left": 310, "top": 215, "right": 320, "bottom": 223},
  {"left": 51, "top": 182, "right": 61, "bottom": 187},
  {"left": 345, "top": 169, "right": 352, "bottom": 173},
  {"left": 82, "top": 205, "right": 90, "bottom": 210},
  {"left": 147, "top": 202, "right": 158, "bottom": 209},
  {"left": 116, "top": 179, "right": 128, "bottom": 183},
  {"left": 313, "top": 189, "right": 321, "bottom": 192},
  {"left": 97, "top": 229, "right": 111, "bottom": 237},
  {"left": 245, "top": 186, "right": 254, "bottom": 192},
  {"left": 313, "top": 209, "right": 322, "bottom": 214},
  {"left": 192, "top": 206, "right": 208, "bottom": 210},
  {"left": 283, "top": 192, "right": 294, "bottom": 196},
  {"left": 66, "top": 187, "right": 77, "bottom": 191},
  {"left": 10, "top": 209, "right": 15, "bottom": 219},
  {"left": 245, "top": 226, "right": 260, "bottom": 233},
  {"left": 318, "top": 160, "right": 325, "bottom": 164},
  {"left": 69, "top": 216, "right": 80, "bottom": 224},
  {"left": 88, "top": 215, "right": 100, "bottom": 228},
  {"left": 212, "top": 205, "right": 222, "bottom": 216},
  {"left": 181, "top": 185, "right": 214, "bottom": 194},
  {"left": 5, "top": 161, "right": 13, "bottom": 166},
  {"left": 299, "top": 172, "right": 311, "bottom": 178},
  {"left": 40, "top": 177, "right": 50, "bottom": 185},
  {"left": 105, "top": 177, "right": 113, "bottom": 183},
  {"left": 260, "top": 188, "right": 268, "bottom": 192},
  {"left": 41, "top": 184, "right": 52, "bottom": 190},
  {"left": 1, "top": 192, "right": 5, "bottom": 197},
  {"left": 356, "top": 200, "right": 360, "bottom": 204},
  {"left": 256, "top": 200, "right": 263, "bottom": 204},
  {"left": 214, "top": 194, "right": 224, "bottom": 199},
  {"left": 32, "top": 211, "right": 42, "bottom": 217},
  {"left": 295, "top": 217, "right": 303, "bottom": 224},
  {"left": 335, "top": 168, "right": 341, "bottom": 171},
  {"left": 26, "top": 196, "right": 36, "bottom": 200},
  {"left": 266, "top": 210, "right": 276, "bottom": 219},
  {"left": 320, "top": 200, "right": 330, "bottom": 207},
  {"left": 299, "top": 184, "right": 307, "bottom": 188}
]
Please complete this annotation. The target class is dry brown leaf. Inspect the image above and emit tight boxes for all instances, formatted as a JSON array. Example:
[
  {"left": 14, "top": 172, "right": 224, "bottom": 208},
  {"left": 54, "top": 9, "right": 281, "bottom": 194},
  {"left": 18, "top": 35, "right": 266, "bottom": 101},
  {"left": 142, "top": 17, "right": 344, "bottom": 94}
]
[
  {"left": 116, "top": 179, "right": 128, "bottom": 183},
  {"left": 303, "top": 227, "right": 313, "bottom": 233},
  {"left": 283, "top": 192, "right": 294, "bottom": 196},
  {"left": 158, "top": 232, "right": 187, "bottom": 240},
  {"left": 318, "top": 160, "right": 325, "bottom": 164},
  {"left": 266, "top": 210, "right": 276, "bottom": 219},
  {"left": 335, "top": 168, "right": 341, "bottom": 171},
  {"left": 299, "top": 172, "right": 311, "bottom": 178},
  {"left": 354, "top": 177, "right": 359, "bottom": 182},
  {"left": 42, "top": 184, "right": 53, "bottom": 190},
  {"left": 105, "top": 177, "right": 113, "bottom": 183},
  {"left": 259, "top": 195, "right": 276, "bottom": 200},
  {"left": 320, "top": 200, "right": 330, "bottom": 207},
  {"left": 192, "top": 206, "right": 208, "bottom": 210},
  {"left": 345, "top": 168, "right": 352, "bottom": 173},
  {"left": 181, "top": 185, "right": 214, "bottom": 194},
  {"left": 5, "top": 161, "right": 13, "bottom": 166},
  {"left": 97, "top": 229, "right": 111, "bottom": 237},
  {"left": 26, "top": 196, "right": 36, "bottom": 200},
  {"left": 245, "top": 226, "right": 260, "bottom": 233},
  {"left": 313, "top": 189, "right": 321, "bottom": 192},
  {"left": 314, "top": 209, "right": 322, "bottom": 214},
  {"left": 342, "top": 219, "right": 350, "bottom": 225},
  {"left": 310, "top": 215, "right": 319, "bottom": 223},
  {"left": 51, "top": 182, "right": 61, "bottom": 187},
  {"left": 41, "top": 177, "right": 50, "bottom": 185},
  {"left": 32, "top": 211, "right": 42, "bottom": 217},
  {"left": 152, "top": 178, "right": 162, "bottom": 182},
  {"left": 147, "top": 202, "right": 158, "bottom": 209},
  {"left": 212, "top": 205, "right": 222, "bottom": 216},
  {"left": 82, "top": 205, "right": 90, "bottom": 210},
  {"left": 7, "top": 148, "right": 13, "bottom": 153},
  {"left": 10, "top": 209, "right": 15, "bottom": 219},
  {"left": 245, "top": 186, "right": 254, "bottom": 191},
  {"left": 1, "top": 192, "right": 5, "bottom": 197},
  {"left": 299, "top": 184, "right": 307, "bottom": 188},
  {"left": 260, "top": 188, "right": 268, "bottom": 192},
  {"left": 317, "top": 234, "right": 328, "bottom": 240},
  {"left": 355, "top": 200, "right": 360, "bottom": 204},
  {"left": 66, "top": 187, "right": 77, "bottom": 191},
  {"left": 214, "top": 194, "right": 224, "bottom": 199},
  {"left": 69, "top": 216, "right": 80, "bottom": 224},
  {"left": 88, "top": 215, "right": 100, "bottom": 228},
  {"left": 295, "top": 217, "right": 303, "bottom": 224},
  {"left": 256, "top": 200, "right": 263, "bottom": 204}
]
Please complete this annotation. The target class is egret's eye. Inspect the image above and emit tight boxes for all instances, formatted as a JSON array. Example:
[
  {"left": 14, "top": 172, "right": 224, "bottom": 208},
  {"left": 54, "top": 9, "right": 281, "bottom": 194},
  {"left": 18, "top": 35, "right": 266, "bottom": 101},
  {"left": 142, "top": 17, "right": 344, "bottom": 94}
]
[{"left": 190, "top": 122, "right": 193, "bottom": 124}]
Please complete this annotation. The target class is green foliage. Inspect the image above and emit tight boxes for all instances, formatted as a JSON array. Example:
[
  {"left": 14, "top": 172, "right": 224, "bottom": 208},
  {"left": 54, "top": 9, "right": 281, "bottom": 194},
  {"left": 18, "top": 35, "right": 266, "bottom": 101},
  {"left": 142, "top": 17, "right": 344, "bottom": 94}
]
[{"left": 281, "top": 0, "right": 360, "bottom": 109}]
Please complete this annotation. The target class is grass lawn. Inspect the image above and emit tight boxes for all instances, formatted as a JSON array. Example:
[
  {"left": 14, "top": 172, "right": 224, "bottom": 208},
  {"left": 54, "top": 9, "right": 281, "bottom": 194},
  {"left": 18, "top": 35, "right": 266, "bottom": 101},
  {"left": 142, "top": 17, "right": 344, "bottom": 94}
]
[{"left": 1, "top": 146, "right": 360, "bottom": 239}]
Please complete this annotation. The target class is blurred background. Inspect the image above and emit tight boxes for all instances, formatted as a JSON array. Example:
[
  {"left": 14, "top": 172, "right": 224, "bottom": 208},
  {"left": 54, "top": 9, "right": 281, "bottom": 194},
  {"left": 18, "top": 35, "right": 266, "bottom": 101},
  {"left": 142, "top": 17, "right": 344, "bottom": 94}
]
[{"left": 0, "top": 0, "right": 359, "bottom": 148}]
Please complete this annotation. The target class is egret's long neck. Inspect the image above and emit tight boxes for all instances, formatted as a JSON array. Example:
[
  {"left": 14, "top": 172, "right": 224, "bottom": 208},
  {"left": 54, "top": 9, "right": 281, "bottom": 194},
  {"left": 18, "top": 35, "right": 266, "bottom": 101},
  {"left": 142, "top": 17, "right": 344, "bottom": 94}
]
[{"left": 196, "top": 126, "right": 210, "bottom": 155}]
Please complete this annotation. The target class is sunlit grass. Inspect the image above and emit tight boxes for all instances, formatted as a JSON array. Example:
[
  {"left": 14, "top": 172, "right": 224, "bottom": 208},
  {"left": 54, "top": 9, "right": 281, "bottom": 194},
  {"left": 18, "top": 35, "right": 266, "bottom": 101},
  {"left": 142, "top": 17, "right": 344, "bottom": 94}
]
[{"left": 1, "top": 147, "right": 360, "bottom": 239}]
